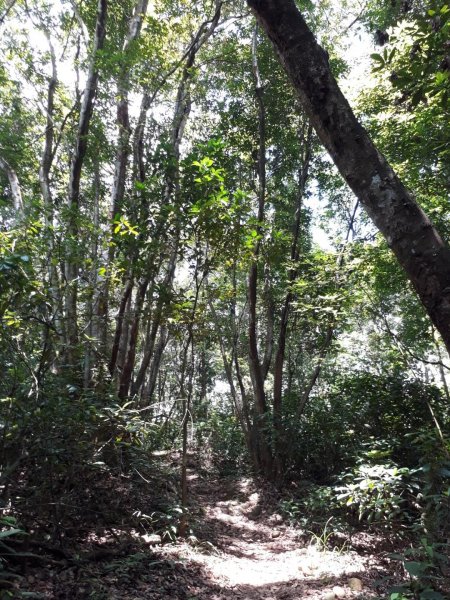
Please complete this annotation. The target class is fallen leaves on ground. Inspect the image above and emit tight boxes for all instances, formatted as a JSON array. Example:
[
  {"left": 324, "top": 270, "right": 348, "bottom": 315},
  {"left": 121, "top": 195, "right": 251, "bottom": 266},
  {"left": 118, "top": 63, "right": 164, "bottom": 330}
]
[{"left": 13, "top": 469, "right": 396, "bottom": 599}]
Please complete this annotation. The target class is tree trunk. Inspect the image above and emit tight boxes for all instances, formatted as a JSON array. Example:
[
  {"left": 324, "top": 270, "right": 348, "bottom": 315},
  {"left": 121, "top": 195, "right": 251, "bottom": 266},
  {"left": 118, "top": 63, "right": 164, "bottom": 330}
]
[
  {"left": 209, "top": 299, "right": 253, "bottom": 451},
  {"left": 248, "top": 0, "right": 450, "bottom": 355},
  {"left": 84, "top": 164, "right": 102, "bottom": 389},
  {"left": 0, "top": 156, "right": 22, "bottom": 212},
  {"left": 130, "top": 246, "right": 176, "bottom": 397},
  {"left": 37, "top": 28, "right": 65, "bottom": 373},
  {"left": 273, "top": 123, "right": 312, "bottom": 475},
  {"left": 177, "top": 260, "right": 205, "bottom": 538},
  {"left": 65, "top": 0, "right": 107, "bottom": 370},
  {"left": 131, "top": 3, "right": 223, "bottom": 398},
  {"left": 109, "top": 279, "right": 133, "bottom": 377},
  {"left": 109, "top": 0, "right": 148, "bottom": 219},
  {"left": 118, "top": 278, "right": 149, "bottom": 399},
  {"left": 145, "top": 326, "right": 169, "bottom": 401},
  {"left": 247, "top": 26, "right": 273, "bottom": 478}
]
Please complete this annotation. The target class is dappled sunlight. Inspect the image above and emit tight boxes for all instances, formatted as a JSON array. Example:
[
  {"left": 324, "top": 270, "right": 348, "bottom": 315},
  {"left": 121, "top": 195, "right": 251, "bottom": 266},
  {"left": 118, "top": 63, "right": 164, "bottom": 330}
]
[
  {"left": 159, "top": 474, "right": 379, "bottom": 599},
  {"left": 186, "top": 544, "right": 370, "bottom": 588}
]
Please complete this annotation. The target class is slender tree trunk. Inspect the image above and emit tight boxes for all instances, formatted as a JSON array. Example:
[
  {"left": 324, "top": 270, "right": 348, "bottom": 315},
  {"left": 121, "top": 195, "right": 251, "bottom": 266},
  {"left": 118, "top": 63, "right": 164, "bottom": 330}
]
[
  {"left": 145, "top": 326, "right": 169, "bottom": 401},
  {"left": 97, "top": 1, "right": 147, "bottom": 362},
  {"left": 295, "top": 326, "right": 334, "bottom": 419},
  {"left": 109, "top": 279, "right": 133, "bottom": 376},
  {"left": 109, "top": 0, "right": 148, "bottom": 221},
  {"left": 130, "top": 246, "right": 177, "bottom": 396},
  {"left": 272, "top": 123, "right": 312, "bottom": 474},
  {"left": 130, "top": 4, "right": 223, "bottom": 398},
  {"left": 0, "top": 156, "right": 22, "bottom": 213},
  {"left": 133, "top": 92, "right": 151, "bottom": 184},
  {"left": 84, "top": 165, "right": 101, "bottom": 389},
  {"left": 248, "top": 25, "right": 266, "bottom": 402},
  {"left": 65, "top": 0, "right": 107, "bottom": 371},
  {"left": 432, "top": 329, "right": 450, "bottom": 404},
  {"left": 210, "top": 302, "right": 253, "bottom": 453},
  {"left": 248, "top": 0, "right": 450, "bottom": 355},
  {"left": 115, "top": 290, "right": 133, "bottom": 384},
  {"left": 35, "top": 28, "right": 66, "bottom": 373},
  {"left": 261, "top": 266, "right": 275, "bottom": 380},
  {"left": 247, "top": 26, "right": 273, "bottom": 477},
  {"left": 39, "top": 30, "right": 56, "bottom": 221},
  {"left": 178, "top": 262, "right": 205, "bottom": 538},
  {"left": 118, "top": 278, "right": 149, "bottom": 399},
  {"left": 108, "top": 0, "right": 149, "bottom": 241}
]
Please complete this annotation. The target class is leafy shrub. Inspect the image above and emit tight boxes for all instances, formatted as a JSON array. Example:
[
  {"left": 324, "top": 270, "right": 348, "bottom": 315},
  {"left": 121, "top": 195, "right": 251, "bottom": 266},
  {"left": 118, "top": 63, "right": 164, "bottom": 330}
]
[
  {"left": 0, "top": 516, "right": 28, "bottom": 594},
  {"left": 284, "top": 372, "right": 443, "bottom": 481},
  {"left": 387, "top": 537, "right": 449, "bottom": 600},
  {"left": 335, "top": 461, "right": 421, "bottom": 528},
  {"left": 204, "top": 412, "right": 247, "bottom": 475},
  {"left": 97, "top": 400, "right": 161, "bottom": 471},
  {"left": 408, "top": 429, "right": 450, "bottom": 543}
]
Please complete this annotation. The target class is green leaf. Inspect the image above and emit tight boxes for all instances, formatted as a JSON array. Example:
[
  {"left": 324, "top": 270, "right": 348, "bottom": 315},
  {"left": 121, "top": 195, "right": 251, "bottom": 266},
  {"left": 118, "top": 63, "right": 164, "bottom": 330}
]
[
  {"left": 404, "top": 561, "right": 429, "bottom": 577},
  {"left": 371, "top": 53, "right": 385, "bottom": 64},
  {"left": 0, "top": 528, "right": 25, "bottom": 539}
]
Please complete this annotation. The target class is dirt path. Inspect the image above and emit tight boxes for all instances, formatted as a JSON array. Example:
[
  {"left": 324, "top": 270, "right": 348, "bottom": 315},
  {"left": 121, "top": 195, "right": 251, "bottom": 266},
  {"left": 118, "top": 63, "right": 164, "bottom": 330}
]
[
  {"left": 23, "top": 469, "right": 392, "bottom": 599},
  {"left": 157, "top": 472, "right": 386, "bottom": 600}
]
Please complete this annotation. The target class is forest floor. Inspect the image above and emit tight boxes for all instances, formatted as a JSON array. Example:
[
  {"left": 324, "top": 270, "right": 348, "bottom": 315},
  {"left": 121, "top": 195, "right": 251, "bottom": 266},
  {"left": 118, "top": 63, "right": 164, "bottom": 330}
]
[
  {"left": 156, "top": 470, "right": 392, "bottom": 600},
  {"left": 14, "top": 457, "right": 401, "bottom": 600}
]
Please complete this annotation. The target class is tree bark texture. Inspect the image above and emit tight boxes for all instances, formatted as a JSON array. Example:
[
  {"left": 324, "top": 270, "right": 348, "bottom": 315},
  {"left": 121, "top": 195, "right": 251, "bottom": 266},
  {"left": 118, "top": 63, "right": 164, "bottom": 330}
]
[
  {"left": 118, "top": 278, "right": 149, "bottom": 399},
  {"left": 109, "top": 278, "right": 133, "bottom": 376},
  {"left": 247, "top": 0, "right": 450, "bottom": 355}
]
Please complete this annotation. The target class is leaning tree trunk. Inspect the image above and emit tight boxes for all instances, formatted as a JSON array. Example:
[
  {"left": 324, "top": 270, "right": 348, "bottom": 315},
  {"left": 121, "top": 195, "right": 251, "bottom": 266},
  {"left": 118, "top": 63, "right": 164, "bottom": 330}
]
[{"left": 247, "top": 0, "right": 450, "bottom": 355}]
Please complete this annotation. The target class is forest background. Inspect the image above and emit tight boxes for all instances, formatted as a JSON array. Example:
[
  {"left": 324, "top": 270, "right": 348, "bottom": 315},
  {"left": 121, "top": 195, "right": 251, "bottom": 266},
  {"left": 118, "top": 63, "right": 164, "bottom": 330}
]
[{"left": 0, "top": 0, "right": 449, "bottom": 598}]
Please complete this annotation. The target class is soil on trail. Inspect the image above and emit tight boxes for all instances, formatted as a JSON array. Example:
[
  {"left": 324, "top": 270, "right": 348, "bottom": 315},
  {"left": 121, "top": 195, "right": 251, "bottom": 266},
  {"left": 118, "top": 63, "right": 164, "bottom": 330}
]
[
  {"left": 22, "top": 468, "right": 393, "bottom": 599},
  {"left": 155, "top": 471, "right": 387, "bottom": 600}
]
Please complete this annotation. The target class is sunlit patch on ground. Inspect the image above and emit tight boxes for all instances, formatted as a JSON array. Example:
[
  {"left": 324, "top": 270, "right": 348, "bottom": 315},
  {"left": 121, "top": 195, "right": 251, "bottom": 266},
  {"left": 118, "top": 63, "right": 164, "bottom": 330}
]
[
  {"left": 188, "top": 544, "right": 369, "bottom": 587},
  {"left": 161, "top": 475, "right": 381, "bottom": 599}
]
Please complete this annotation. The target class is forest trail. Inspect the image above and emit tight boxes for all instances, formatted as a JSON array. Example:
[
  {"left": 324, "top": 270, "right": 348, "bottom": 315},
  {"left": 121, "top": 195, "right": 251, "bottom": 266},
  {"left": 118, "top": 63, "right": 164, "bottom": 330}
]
[
  {"left": 22, "top": 464, "right": 392, "bottom": 599},
  {"left": 155, "top": 468, "right": 385, "bottom": 600}
]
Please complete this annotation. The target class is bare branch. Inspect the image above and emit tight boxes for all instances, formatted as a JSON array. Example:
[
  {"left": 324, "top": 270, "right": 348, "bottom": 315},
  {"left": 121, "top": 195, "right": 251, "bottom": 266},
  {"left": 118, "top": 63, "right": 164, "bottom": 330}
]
[{"left": 0, "top": 0, "right": 18, "bottom": 25}]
